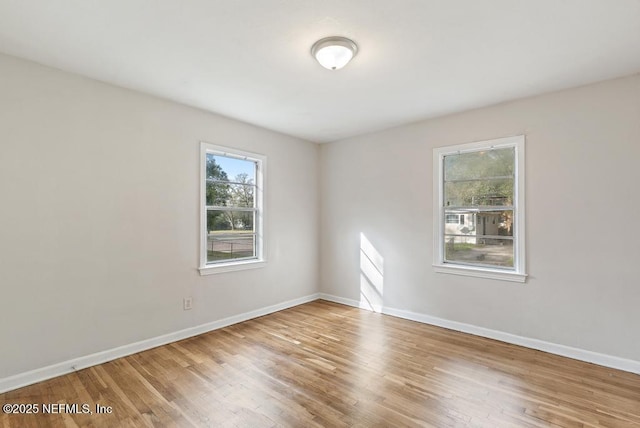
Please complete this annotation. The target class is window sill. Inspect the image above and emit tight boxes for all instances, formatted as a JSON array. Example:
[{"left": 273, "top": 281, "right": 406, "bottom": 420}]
[
  {"left": 433, "top": 263, "right": 527, "bottom": 283},
  {"left": 199, "top": 259, "right": 266, "bottom": 276}
]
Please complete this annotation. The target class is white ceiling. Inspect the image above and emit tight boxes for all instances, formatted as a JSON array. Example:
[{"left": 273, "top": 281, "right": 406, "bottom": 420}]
[{"left": 1, "top": 1, "right": 639, "bottom": 143}]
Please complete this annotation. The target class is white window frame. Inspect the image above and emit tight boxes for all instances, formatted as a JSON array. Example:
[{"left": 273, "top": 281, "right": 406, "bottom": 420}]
[
  {"left": 433, "top": 135, "right": 527, "bottom": 283},
  {"left": 199, "top": 142, "right": 266, "bottom": 275}
]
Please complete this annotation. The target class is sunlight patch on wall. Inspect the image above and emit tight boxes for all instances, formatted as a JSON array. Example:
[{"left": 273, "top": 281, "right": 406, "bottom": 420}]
[{"left": 360, "top": 233, "right": 384, "bottom": 312}]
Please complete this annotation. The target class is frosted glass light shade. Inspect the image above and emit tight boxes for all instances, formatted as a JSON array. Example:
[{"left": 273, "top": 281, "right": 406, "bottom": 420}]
[{"left": 311, "top": 37, "right": 358, "bottom": 70}]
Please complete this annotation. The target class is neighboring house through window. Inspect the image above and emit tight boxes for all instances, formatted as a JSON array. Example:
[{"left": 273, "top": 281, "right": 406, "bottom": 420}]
[
  {"left": 199, "top": 142, "right": 266, "bottom": 275},
  {"left": 433, "top": 135, "right": 526, "bottom": 282}
]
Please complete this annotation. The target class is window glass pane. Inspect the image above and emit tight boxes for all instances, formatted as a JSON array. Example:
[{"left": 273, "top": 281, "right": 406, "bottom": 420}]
[
  {"left": 208, "top": 154, "right": 256, "bottom": 182},
  {"left": 207, "top": 210, "right": 254, "bottom": 232},
  {"left": 206, "top": 182, "right": 255, "bottom": 207},
  {"left": 445, "top": 210, "right": 514, "bottom": 237},
  {"left": 444, "top": 237, "right": 514, "bottom": 268},
  {"left": 444, "top": 147, "right": 514, "bottom": 181},
  {"left": 444, "top": 178, "right": 513, "bottom": 207},
  {"left": 207, "top": 234, "right": 255, "bottom": 263}
]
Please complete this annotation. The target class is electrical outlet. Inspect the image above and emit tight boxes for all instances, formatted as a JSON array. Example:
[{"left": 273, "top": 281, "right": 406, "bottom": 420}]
[{"left": 183, "top": 297, "right": 193, "bottom": 310}]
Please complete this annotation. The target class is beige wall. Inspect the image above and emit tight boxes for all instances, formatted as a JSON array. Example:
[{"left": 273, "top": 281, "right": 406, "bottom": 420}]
[
  {"left": 320, "top": 73, "right": 640, "bottom": 361},
  {"left": 0, "top": 53, "right": 320, "bottom": 378}
]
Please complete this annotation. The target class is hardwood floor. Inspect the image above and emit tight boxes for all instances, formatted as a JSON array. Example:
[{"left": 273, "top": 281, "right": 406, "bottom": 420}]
[{"left": 1, "top": 300, "right": 639, "bottom": 427}]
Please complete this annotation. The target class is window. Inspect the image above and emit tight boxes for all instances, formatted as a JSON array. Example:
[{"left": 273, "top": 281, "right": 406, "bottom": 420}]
[
  {"left": 433, "top": 135, "right": 526, "bottom": 282},
  {"left": 445, "top": 214, "right": 461, "bottom": 224},
  {"left": 199, "top": 143, "right": 266, "bottom": 275}
]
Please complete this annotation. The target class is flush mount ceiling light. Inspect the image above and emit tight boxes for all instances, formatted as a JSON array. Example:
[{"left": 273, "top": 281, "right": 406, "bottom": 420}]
[{"left": 311, "top": 36, "right": 358, "bottom": 70}]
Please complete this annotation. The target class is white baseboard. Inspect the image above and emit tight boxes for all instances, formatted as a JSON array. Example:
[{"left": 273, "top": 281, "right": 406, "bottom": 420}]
[
  {"left": 0, "top": 293, "right": 320, "bottom": 394},
  {"left": 316, "top": 293, "right": 375, "bottom": 311},
  {"left": 318, "top": 293, "right": 640, "bottom": 375}
]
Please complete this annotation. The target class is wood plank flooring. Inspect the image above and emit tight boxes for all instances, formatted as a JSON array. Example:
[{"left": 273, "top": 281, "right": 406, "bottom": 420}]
[{"left": 1, "top": 300, "right": 639, "bottom": 427}]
